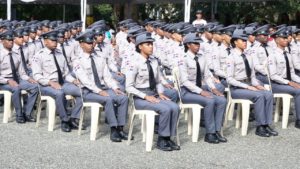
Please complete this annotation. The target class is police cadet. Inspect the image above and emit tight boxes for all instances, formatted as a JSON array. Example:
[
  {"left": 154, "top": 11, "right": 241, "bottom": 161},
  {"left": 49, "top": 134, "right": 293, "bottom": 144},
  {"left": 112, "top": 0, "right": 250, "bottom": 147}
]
[
  {"left": 291, "top": 28, "right": 300, "bottom": 76},
  {"left": 92, "top": 25, "right": 126, "bottom": 91},
  {"left": 178, "top": 33, "right": 227, "bottom": 143},
  {"left": 227, "top": 29, "right": 278, "bottom": 137},
  {"left": 212, "top": 25, "right": 235, "bottom": 87},
  {"left": 73, "top": 31, "right": 130, "bottom": 142},
  {"left": 0, "top": 30, "right": 39, "bottom": 123},
  {"left": 251, "top": 25, "right": 272, "bottom": 85},
  {"left": 31, "top": 30, "right": 83, "bottom": 132},
  {"left": 126, "top": 33, "right": 180, "bottom": 151},
  {"left": 268, "top": 27, "right": 300, "bottom": 129}
]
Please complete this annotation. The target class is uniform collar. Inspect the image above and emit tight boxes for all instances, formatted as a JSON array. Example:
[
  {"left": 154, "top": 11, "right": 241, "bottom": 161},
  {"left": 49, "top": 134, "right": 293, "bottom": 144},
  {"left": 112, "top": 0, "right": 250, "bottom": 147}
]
[
  {"left": 1, "top": 47, "right": 10, "bottom": 56},
  {"left": 13, "top": 43, "right": 21, "bottom": 49},
  {"left": 186, "top": 50, "right": 196, "bottom": 59},
  {"left": 232, "top": 48, "right": 243, "bottom": 56}
]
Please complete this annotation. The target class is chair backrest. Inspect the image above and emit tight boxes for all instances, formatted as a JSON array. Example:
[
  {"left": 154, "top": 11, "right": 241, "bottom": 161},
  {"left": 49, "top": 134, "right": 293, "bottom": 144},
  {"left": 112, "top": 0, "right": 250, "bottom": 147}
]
[{"left": 172, "top": 66, "right": 184, "bottom": 104}]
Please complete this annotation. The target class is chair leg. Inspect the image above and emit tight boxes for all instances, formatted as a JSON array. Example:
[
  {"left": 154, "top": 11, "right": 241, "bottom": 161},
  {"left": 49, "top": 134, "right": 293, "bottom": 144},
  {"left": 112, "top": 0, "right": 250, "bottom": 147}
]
[
  {"left": 241, "top": 104, "right": 250, "bottom": 136},
  {"left": 274, "top": 98, "right": 281, "bottom": 123},
  {"left": 97, "top": 108, "right": 102, "bottom": 133},
  {"left": 228, "top": 101, "right": 235, "bottom": 121},
  {"left": 127, "top": 114, "right": 136, "bottom": 145},
  {"left": 224, "top": 102, "right": 232, "bottom": 127},
  {"left": 35, "top": 100, "right": 43, "bottom": 128},
  {"left": 235, "top": 104, "right": 241, "bottom": 128},
  {"left": 78, "top": 108, "right": 85, "bottom": 136},
  {"left": 47, "top": 100, "right": 56, "bottom": 131},
  {"left": 282, "top": 98, "right": 291, "bottom": 129},
  {"left": 145, "top": 113, "right": 155, "bottom": 152},
  {"left": 191, "top": 107, "right": 201, "bottom": 142},
  {"left": 90, "top": 106, "right": 100, "bottom": 141},
  {"left": 176, "top": 109, "right": 181, "bottom": 146},
  {"left": 3, "top": 93, "right": 12, "bottom": 123},
  {"left": 184, "top": 108, "right": 189, "bottom": 121},
  {"left": 187, "top": 110, "right": 192, "bottom": 136},
  {"left": 142, "top": 115, "right": 147, "bottom": 142}
]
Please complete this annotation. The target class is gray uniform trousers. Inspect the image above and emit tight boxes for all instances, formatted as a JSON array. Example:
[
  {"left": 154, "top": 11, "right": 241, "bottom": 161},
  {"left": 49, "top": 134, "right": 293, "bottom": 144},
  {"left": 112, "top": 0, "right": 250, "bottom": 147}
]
[
  {"left": 111, "top": 72, "right": 126, "bottom": 92},
  {"left": 272, "top": 83, "right": 300, "bottom": 120},
  {"left": 256, "top": 73, "right": 270, "bottom": 85},
  {"left": 62, "top": 82, "right": 83, "bottom": 119},
  {"left": 205, "top": 82, "right": 226, "bottom": 93},
  {"left": 180, "top": 87, "right": 227, "bottom": 134},
  {"left": 40, "top": 85, "right": 69, "bottom": 122},
  {"left": 230, "top": 87, "right": 273, "bottom": 125},
  {"left": 134, "top": 90, "right": 180, "bottom": 137},
  {"left": 82, "top": 88, "right": 128, "bottom": 127},
  {"left": 0, "top": 80, "right": 39, "bottom": 117}
]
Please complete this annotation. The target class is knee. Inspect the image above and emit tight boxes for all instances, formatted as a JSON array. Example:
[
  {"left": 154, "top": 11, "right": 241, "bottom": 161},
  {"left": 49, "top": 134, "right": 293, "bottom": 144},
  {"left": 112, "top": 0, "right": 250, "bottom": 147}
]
[
  {"left": 218, "top": 97, "right": 227, "bottom": 105},
  {"left": 55, "top": 90, "right": 64, "bottom": 98},
  {"left": 205, "top": 98, "right": 215, "bottom": 107},
  {"left": 159, "top": 106, "right": 172, "bottom": 114}
]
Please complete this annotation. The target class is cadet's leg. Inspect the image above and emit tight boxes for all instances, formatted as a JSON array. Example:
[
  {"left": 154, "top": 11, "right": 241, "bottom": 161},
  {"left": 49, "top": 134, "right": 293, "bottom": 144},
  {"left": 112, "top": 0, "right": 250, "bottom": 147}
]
[
  {"left": 163, "top": 87, "right": 179, "bottom": 103},
  {"left": 62, "top": 83, "right": 83, "bottom": 119},
  {"left": 159, "top": 100, "right": 180, "bottom": 136},
  {"left": 212, "top": 95, "right": 227, "bottom": 132},
  {"left": 106, "top": 89, "right": 128, "bottom": 127},
  {"left": 19, "top": 80, "right": 39, "bottom": 116},
  {"left": 40, "top": 86, "right": 69, "bottom": 122},
  {"left": 231, "top": 88, "right": 266, "bottom": 126}
]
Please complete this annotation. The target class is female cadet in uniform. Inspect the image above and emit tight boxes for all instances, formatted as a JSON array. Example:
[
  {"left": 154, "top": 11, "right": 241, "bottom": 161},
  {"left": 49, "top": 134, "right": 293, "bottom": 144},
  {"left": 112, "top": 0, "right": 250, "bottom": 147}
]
[
  {"left": 178, "top": 33, "right": 227, "bottom": 144},
  {"left": 126, "top": 33, "right": 180, "bottom": 151},
  {"left": 227, "top": 29, "right": 278, "bottom": 137}
]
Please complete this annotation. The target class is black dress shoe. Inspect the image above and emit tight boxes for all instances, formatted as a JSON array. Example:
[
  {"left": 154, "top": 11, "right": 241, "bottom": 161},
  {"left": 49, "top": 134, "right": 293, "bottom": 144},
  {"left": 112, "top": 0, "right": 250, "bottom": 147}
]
[
  {"left": 69, "top": 118, "right": 86, "bottom": 130},
  {"left": 110, "top": 130, "right": 122, "bottom": 142},
  {"left": 264, "top": 126, "right": 278, "bottom": 136},
  {"left": 295, "top": 120, "right": 300, "bottom": 129},
  {"left": 204, "top": 133, "right": 219, "bottom": 144},
  {"left": 16, "top": 116, "right": 26, "bottom": 123},
  {"left": 167, "top": 140, "right": 180, "bottom": 150},
  {"left": 215, "top": 132, "right": 228, "bottom": 143},
  {"left": 25, "top": 115, "right": 36, "bottom": 122},
  {"left": 61, "top": 121, "right": 71, "bottom": 132},
  {"left": 118, "top": 130, "right": 134, "bottom": 140},
  {"left": 157, "top": 137, "right": 172, "bottom": 151},
  {"left": 255, "top": 126, "right": 270, "bottom": 137}
]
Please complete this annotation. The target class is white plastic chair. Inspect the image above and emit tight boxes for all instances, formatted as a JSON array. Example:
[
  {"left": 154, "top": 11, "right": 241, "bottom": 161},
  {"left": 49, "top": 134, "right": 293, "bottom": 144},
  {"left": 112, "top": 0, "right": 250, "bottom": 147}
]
[
  {"left": 36, "top": 95, "right": 74, "bottom": 131},
  {"left": 265, "top": 65, "right": 293, "bottom": 129},
  {"left": 173, "top": 67, "right": 203, "bottom": 142},
  {"left": 78, "top": 102, "right": 103, "bottom": 141},
  {"left": 127, "top": 94, "right": 158, "bottom": 152},
  {"left": 224, "top": 85, "right": 253, "bottom": 136}
]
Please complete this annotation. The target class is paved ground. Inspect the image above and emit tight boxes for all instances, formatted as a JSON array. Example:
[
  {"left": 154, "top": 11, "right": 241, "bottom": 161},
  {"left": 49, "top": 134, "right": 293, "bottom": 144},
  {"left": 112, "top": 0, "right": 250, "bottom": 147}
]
[{"left": 0, "top": 106, "right": 300, "bottom": 169}]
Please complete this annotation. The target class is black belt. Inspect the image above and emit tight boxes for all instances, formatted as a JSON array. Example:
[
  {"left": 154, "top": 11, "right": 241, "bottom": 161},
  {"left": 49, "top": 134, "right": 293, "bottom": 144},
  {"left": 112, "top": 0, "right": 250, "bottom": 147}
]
[
  {"left": 219, "top": 77, "right": 226, "bottom": 81},
  {"left": 136, "top": 87, "right": 156, "bottom": 92},
  {"left": 255, "top": 72, "right": 267, "bottom": 76}
]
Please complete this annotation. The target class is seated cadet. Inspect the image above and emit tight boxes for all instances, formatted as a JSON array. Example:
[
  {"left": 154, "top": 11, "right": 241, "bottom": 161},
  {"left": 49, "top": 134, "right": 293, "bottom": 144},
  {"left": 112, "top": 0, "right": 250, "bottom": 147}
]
[
  {"left": 178, "top": 33, "right": 227, "bottom": 144},
  {"left": 93, "top": 26, "right": 126, "bottom": 91},
  {"left": 56, "top": 28, "right": 72, "bottom": 71},
  {"left": 291, "top": 28, "right": 300, "bottom": 76},
  {"left": 73, "top": 31, "right": 130, "bottom": 142},
  {"left": 212, "top": 25, "right": 236, "bottom": 87},
  {"left": 268, "top": 27, "right": 300, "bottom": 129},
  {"left": 251, "top": 25, "right": 272, "bottom": 85},
  {"left": 227, "top": 29, "right": 278, "bottom": 137},
  {"left": 126, "top": 33, "right": 180, "bottom": 151},
  {"left": 0, "top": 30, "right": 39, "bottom": 123},
  {"left": 31, "top": 30, "right": 83, "bottom": 132}
]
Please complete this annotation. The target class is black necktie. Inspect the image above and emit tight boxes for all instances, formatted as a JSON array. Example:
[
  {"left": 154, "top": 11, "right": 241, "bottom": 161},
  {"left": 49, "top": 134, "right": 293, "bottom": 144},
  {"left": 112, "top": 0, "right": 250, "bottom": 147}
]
[
  {"left": 61, "top": 43, "right": 71, "bottom": 70},
  {"left": 241, "top": 54, "right": 251, "bottom": 80},
  {"left": 288, "top": 44, "right": 291, "bottom": 54},
  {"left": 19, "top": 47, "right": 29, "bottom": 75},
  {"left": 146, "top": 59, "right": 156, "bottom": 90},
  {"left": 51, "top": 51, "right": 64, "bottom": 85},
  {"left": 226, "top": 48, "right": 231, "bottom": 55},
  {"left": 261, "top": 44, "right": 269, "bottom": 57},
  {"left": 91, "top": 55, "right": 102, "bottom": 88},
  {"left": 40, "top": 39, "right": 44, "bottom": 48},
  {"left": 194, "top": 56, "right": 202, "bottom": 87},
  {"left": 9, "top": 52, "right": 19, "bottom": 83},
  {"left": 98, "top": 44, "right": 102, "bottom": 52},
  {"left": 208, "top": 40, "right": 212, "bottom": 44},
  {"left": 250, "top": 43, "right": 254, "bottom": 47},
  {"left": 283, "top": 51, "right": 291, "bottom": 81},
  {"left": 218, "top": 42, "right": 221, "bottom": 46}
]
